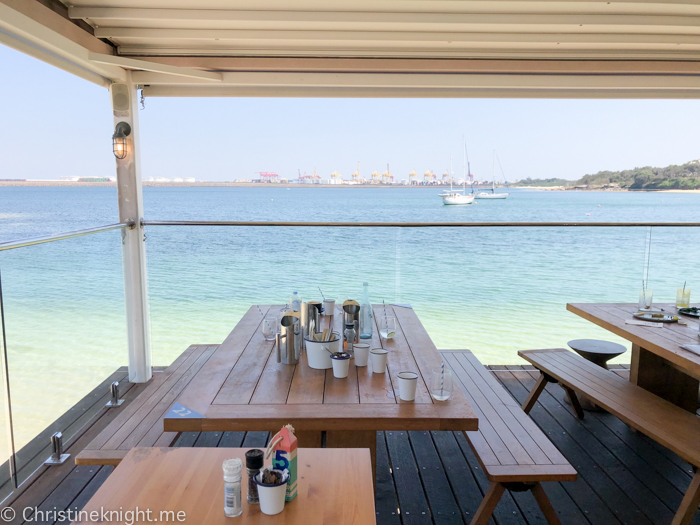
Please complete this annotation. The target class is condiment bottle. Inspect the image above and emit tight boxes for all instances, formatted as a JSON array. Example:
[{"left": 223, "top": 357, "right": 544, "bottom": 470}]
[
  {"left": 223, "top": 458, "right": 243, "bottom": 517},
  {"left": 344, "top": 323, "right": 356, "bottom": 353},
  {"left": 359, "top": 282, "right": 374, "bottom": 339},
  {"left": 245, "top": 449, "right": 264, "bottom": 504}
]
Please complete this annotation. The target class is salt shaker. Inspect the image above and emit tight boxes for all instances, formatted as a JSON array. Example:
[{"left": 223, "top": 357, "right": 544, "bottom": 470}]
[
  {"left": 223, "top": 458, "right": 243, "bottom": 517},
  {"left": 245, "top": 449, "right": 264, "bottom": 504}
]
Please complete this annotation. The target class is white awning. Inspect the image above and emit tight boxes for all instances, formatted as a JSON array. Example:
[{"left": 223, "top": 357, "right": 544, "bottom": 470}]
[{"left": 2, "top": 0, "right": 700, "bottom": 97}]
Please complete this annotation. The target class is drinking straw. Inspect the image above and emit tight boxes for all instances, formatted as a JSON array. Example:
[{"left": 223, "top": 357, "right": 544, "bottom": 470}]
[
  {"left": 683, "top": 281, "right": 687, "bottom": 294},
  {"left": 256, "top": 305, "right": 266, "bottom": 319},
  {"left": 318, "top": 287, "right": 326, "bottom": 301},
  {"left": 382, "top": 300, "right": 388, "bottom": 331},
  {"left": 643, "top": 227, "right": 653, "bottom": 285},
  {"left": 441, "top": 362, "right": 445, "bottom": 398}
]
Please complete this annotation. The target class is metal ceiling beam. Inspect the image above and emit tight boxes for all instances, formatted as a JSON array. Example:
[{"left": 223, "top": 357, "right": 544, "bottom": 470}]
[
  {"left": 67, "top": 5, "right": 700, "bottom": 22},
  {"left": 115, "top": 45, "right": 700, "bottom": 60},
  {"left": 0, "top": 27, "right": 110, "bottom": 86},
  {"left": 94, "top": 29, "right": 700, "bottom": 45},
  {"left": 0, "top": 0, "right": 125, "bottom": 82},
  {"left": 88, "top": 52, "right": 223, "bottom": 81},
  {"left": 132, "top": 56, "right": 700, "bottom": 75},
  {"left": 89, "top": 15, "right": 700, "bottom": 34},
  {"left": 132, "top": 70, "right": 700, "bottom": 88},
  {"left": 141, "top": 84, "right": 700, "bottom": 99}
]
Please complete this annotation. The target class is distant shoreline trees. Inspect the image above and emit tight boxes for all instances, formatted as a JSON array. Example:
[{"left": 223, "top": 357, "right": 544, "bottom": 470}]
[{"left": 513, "top": 160, "right": 700, "bottom": 189}]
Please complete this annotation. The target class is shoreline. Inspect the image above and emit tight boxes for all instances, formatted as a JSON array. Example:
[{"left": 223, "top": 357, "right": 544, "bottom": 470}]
[{"left": 1, "top": 181, "right": 698, "bottom": 192}]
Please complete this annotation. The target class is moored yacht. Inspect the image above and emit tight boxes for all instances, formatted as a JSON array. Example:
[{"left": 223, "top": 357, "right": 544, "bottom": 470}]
[
  {"left": 476, "top": 150, "right": 509, "bottom": 199},
  {"left": 440, "top": 139, "right": 476, "bottom": 205}
]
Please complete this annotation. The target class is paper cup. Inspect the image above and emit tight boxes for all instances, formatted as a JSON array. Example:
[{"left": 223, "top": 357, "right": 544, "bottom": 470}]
[
  {"left": 398, "top": 371, "right": 419, "bottom": 401},
  {"left": 255, "top": 469, "right": 289, "bottom": 516},
  {"left": 370, "top": 348, "right": 388, "bottom": 374},
  {"left": 353, "top": 343, "right": 370, "bottom": 367},
  {"left": 331, "top": 352, "right": 351, "bottom": 378},
  {"left": 323, "top": 299, "right": 336, "bottom": 314},
  {"left": 305, "top": 335, "right": 339, "bottom": 370}
]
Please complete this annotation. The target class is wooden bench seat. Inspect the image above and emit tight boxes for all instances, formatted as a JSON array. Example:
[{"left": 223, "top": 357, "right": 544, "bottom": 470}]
[
  {"left": 519, "top": 348, "right": 700, "bottom": 525},
  {"left": 441, "top": 350, "right": 577, "bottom": 525},
  {"left": 75, "top": 344, "right": 219, "bottom": 465}
]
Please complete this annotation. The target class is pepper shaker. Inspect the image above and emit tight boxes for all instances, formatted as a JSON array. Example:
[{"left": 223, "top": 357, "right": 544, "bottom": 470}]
[{"left": 245, "top": 449, "right": 264, "bottom": 504}]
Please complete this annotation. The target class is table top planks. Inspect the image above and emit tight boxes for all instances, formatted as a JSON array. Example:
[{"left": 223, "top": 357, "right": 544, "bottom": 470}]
[
  {"left": 74, "top": 447, "right": 376, "bottom": 525},
  {"left": 164, "top": 304, "right": 478, "bottom": 434},
  {"left": 567, "top": 302, "right": 700, "bottom": 380}
]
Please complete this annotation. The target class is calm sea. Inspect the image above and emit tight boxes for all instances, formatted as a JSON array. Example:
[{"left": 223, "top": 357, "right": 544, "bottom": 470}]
[{"left": 1, "top": 185, "right": 699, "bottom": 449}]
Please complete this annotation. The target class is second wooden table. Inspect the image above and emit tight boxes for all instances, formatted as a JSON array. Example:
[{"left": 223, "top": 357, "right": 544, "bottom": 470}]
[
  {"left": 164, "top": 304, "right": 478, "bottom": 472},
  {"left": 568, "top": 302, "right": 700, "bottom": 412}
]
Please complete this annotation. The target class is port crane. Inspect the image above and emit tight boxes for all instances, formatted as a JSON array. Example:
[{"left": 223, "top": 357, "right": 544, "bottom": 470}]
[
  {"left": 351, "top": 162, "right": 360, "bottom": 183},
  {"left": 409, "top": 169, "right": 418, "bottom": 184},
  {"left": 371, "top": 170, "right": 381, "bottom": 184},
  {"left": 381, "top": 164, "right": 393, "bottom": 184},
  {"left": 255, "top": 171, "right": 279, "bottom": 182},
  {"left": 424, "top": 170, "right": 436, "bottom": 183},
  {"left": 331, "top": 170, "right": 342, "bottom": 183}
]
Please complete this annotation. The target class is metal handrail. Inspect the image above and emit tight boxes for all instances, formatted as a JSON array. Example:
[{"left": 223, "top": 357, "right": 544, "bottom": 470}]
[
  {"left": 0, "top": 221, "right": 134, "bottom": 252},
  {"left": 142, "top": 220, "right": 700, "bottom": 227}
]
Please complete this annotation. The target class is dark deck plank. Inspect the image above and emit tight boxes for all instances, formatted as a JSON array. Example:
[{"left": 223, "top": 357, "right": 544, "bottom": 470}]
[
  {"left": 408, "top": 431, "right": 463, "bottom": 525},
  {"left": 385, "top": 431, "right": 432, "bottom": 525},
  {"left": 375, "top": 431, "right": 402, "bottom": 525}
]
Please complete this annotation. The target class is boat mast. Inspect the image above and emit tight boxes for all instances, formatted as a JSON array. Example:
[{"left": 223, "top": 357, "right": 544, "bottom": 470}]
[
  {"left": 462, "top": 136, "right": 466, "bottom": 194},
  {"left": 450, "top": 154, "right": 453, "bottom": 192},
  {"left": 492, "top": 150, "right": 496, "bottom": 193}
]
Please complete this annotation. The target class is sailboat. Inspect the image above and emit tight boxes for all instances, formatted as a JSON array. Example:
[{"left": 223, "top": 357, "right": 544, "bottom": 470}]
[
  {"left": 476, "top": 150, "right": 509, "bottom": 199},
  {"left": 440, "top": 138, "right": 475, "bottom": 205}
]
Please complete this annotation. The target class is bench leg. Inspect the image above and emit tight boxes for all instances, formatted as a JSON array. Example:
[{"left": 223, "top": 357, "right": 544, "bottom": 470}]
[
  {"left": 470, "top": 482, "right": 506, "bottom": 525},
  {"left": 563, "top": 386, "right": 585, "bottom": 419},
  {"left": 531, "top": 483, "right": 563, "bottom": 525},
  {"left": 522, "top": 373, "right": 548, "bottom": 414},
  {"left": 672, "top": 470, "right": 700, "bottom": 525}
]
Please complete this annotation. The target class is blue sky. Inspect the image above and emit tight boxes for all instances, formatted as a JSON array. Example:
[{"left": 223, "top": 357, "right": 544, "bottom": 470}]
[{"left": 1, "top": 43, "right": 699, "bottom": 182}]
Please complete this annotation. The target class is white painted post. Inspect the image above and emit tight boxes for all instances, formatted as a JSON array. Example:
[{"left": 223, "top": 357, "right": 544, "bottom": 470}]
[{"left": 112, "top": 71, "right": 151, "bottom": 383}]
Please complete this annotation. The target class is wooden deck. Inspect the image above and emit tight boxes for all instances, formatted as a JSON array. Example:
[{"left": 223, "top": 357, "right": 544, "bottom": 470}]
[{"left": 3, "top": 363, "right": 699, "bottom": 525}]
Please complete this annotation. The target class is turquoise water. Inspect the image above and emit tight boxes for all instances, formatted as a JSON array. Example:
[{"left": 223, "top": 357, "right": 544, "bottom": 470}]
[{"left": 1, "top": 186, "right": 699, "bottom": 453}]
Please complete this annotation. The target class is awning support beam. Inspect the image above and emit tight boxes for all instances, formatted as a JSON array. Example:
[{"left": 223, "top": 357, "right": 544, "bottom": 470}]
[{"left": 113, "top": 72, "right": 152, "bottom": 383}]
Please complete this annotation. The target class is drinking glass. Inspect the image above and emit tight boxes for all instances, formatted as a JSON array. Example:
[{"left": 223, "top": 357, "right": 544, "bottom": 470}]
[
  {"left": 638, "top": 289, "right": 653, "bottom": 310},
  {"left": 430, "top": 367, "right": 453, "bottom": 401},
  {"left": 676, "top": 288, "right": 691, "bottom": 308},
  {"left": 262, "top": 317, "right": 278, "bottom": 341},
  {"left": 379, "top": 316, "right": 396, "bottom": 339}
]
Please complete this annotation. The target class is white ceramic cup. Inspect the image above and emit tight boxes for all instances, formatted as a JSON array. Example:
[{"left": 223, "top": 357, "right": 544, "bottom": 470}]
[
  {"left": 370, "top": 348, "right": 388, "bottom": 374},
  {"left": 353, "top": 343, "right": 370, "bottom": 367},
  {"left": 255, "top": 469, "right": 289, "bottom": 516},
  {"left": 397, "top": 371, "right": 419, "bottom": 401},
  {"left": 331, "top": 353, "right": 351, "bottom": 378}
]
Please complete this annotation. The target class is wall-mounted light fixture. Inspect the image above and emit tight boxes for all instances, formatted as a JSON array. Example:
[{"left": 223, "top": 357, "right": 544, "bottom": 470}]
[{"left": 112, "top": 122, "right": 131, "bottom": 159}]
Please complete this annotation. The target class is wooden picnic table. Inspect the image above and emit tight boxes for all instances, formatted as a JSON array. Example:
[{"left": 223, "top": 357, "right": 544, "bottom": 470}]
[
  {"left": 73, "top": 447, "right": 376, "bottom": 524},
  {"left": 567, "top": 302, "right": 700, "bottom": 412},
  {"left": 163, "top": 304, "right": 478, "bottom": 473}
]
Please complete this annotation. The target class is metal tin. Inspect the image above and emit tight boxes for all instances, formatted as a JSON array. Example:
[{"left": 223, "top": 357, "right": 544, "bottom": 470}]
[
  {"left": 276, "top": 311, "right": 301, "bottom": 365},
  {"left": 301, "top": 301, "right": 322, "bottom": 348}
]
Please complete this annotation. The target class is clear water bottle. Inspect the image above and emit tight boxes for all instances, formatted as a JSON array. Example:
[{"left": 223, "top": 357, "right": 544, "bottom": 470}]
[
  {"left": 290, "top": 291, "right": 302, "bottom": 312},
  {"left": 359, "top": 282, "right": 373, "bottom": 339}
]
